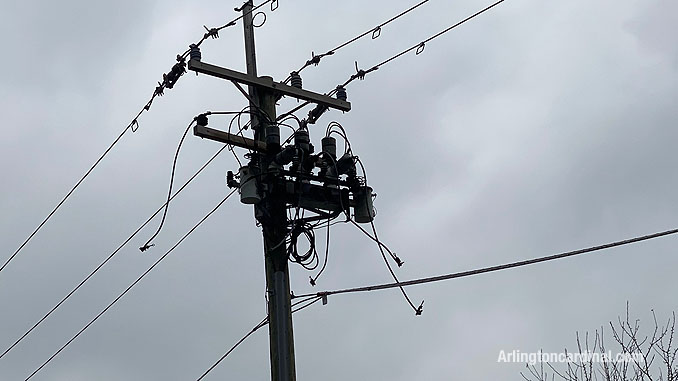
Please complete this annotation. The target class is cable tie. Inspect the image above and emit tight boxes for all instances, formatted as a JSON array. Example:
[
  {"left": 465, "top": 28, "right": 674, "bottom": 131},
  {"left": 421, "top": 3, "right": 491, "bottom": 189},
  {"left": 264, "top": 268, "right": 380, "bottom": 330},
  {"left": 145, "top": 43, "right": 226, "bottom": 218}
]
[{"left": 139, "top": 244, "right": 155, "bottom": 252}]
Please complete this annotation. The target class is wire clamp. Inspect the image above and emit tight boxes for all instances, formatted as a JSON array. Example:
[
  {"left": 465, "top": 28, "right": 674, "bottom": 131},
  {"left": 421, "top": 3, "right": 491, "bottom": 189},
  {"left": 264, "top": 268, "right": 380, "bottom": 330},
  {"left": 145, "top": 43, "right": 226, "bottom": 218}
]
[
  {"left": 371, "top": 26, "right": 382, "bottom": 39},
  {"left": 416, "top": 42, "right": 426, "bottom": 55}
]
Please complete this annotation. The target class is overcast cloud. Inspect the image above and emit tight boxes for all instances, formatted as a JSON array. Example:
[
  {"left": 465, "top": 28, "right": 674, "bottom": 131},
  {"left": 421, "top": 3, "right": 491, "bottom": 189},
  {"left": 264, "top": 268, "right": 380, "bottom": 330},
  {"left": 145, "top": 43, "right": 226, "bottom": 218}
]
[{"left": 1, "top": 0, "right": 677, "bottom": 380}]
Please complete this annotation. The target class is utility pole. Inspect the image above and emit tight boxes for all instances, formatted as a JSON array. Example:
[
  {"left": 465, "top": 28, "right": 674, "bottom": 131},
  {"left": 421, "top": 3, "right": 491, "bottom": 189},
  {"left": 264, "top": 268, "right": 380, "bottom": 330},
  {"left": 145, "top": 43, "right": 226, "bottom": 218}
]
[
  {"left": 240, "top": 2, "right": 295, "bottom": 380},
  {"left": 186, "top": 2, "right": 365, "bottom": 380}
]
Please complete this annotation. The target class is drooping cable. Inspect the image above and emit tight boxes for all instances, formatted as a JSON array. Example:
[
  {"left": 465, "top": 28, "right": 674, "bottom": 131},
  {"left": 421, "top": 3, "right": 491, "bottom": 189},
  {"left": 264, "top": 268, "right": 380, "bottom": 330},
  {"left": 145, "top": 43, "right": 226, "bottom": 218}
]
[
  {"left": 293, "top": 226, "right": 678, "bottom": 300},
  {"left": 24, "top": 190, "right": 237, "bottom": 380},
  {"left": 353, "top": 157, "right": 422, "bottom": 315},
  {"left": 0, "top": 145, "right": 228, "bottom": 360},
  {"left": 140, "top": 119, "right": 195, "bottom": 251}
]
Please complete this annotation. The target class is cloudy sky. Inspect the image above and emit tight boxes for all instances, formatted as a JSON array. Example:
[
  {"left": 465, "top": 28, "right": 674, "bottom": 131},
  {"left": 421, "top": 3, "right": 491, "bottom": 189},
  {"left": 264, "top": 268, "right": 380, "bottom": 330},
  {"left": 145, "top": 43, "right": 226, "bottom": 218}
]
[{"left": 1, "top": 0, "right": 677, "bottom": 379}]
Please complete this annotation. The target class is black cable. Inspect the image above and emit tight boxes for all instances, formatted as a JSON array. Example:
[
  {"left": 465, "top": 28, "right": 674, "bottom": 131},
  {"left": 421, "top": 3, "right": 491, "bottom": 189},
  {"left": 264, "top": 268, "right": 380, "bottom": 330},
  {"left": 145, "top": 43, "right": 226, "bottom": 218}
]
[
  {"left": 140, "top": 119, "right": 195, "bottom": 251},
  {"left": 332, "top": 0, "right": 508, "bottom": 90},
  {"left": 310, "top": 218, "right": 331, "bottom": 286},
  {"left": 24, "top": 190, "right": 237, "bottom": 380},
  {"left": 0, "top": 145, "right": 227, "bottom": 360},
  {"left": 353, "top": 157, "right": 422, "bottom": 315},
  {"left": 196, "top": 317, "right": 269, "bottom": 381},
  {"left": 0, "top": 120, "right": 136, "bottom": 274},
  {"left": 286, "top": 0, "right": 431, "bottom": 81},
  {"left": 293, "top": 226, "right": 678, "bottom": 300},
  {"left": 196, "top": 296, "right": 323, "bottom": 380}
]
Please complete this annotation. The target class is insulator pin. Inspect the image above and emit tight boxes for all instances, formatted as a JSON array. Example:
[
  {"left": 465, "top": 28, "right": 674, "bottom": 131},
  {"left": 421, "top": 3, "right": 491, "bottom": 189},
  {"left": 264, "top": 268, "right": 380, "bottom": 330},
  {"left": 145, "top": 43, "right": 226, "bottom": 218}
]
[
  {"left": 290, "top": 71, "right": 302, "bottom": 89},
  {"left": 335, "top": 85, "right": 347, "bottom": 101},
  {"left": 189, "top": 44, "right": 202, "bottom": 61}
]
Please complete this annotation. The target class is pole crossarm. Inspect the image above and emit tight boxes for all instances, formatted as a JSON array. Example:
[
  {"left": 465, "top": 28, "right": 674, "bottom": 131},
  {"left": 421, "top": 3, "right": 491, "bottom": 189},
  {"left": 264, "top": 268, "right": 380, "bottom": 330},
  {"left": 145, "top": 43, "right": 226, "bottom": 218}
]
[
  {"left": 188, "top": 59, "right": 351, "bottom": 112},
  {"left": 194, "top": 125, "right": 269, "bottom": 152}
]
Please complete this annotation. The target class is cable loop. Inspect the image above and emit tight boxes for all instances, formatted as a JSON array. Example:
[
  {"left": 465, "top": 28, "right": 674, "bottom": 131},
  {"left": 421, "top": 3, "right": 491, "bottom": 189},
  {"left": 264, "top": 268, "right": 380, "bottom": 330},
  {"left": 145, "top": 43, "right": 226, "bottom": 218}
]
[
  {"left": 253, "top": 11, "right": 267, "bottom": 27},
  {"left": 371, "top": 26, "right": 381, "bottom": 39},
  {"left": 130, "top": 119, "right": 140, "bottom": 133},
  {"left": 416, "top": 42, "right": 426, "bottom": 55},
  {"left": 271, "top": 0, "right": 279, "bottom": 11}
]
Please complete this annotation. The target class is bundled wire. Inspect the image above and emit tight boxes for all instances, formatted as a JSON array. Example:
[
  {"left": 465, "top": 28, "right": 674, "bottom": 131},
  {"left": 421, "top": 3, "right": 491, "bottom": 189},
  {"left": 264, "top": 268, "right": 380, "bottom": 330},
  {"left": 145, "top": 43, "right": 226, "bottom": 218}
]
[{"left": 287, "top": 222, "right": 319, "bottom": 271}]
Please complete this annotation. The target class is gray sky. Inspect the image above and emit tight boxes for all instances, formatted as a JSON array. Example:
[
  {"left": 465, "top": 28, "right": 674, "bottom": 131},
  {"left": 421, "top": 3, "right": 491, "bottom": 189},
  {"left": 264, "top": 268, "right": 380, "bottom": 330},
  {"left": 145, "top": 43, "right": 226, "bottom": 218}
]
[{"left": 1, "top": 0, "right": 677, "bottom": 380}]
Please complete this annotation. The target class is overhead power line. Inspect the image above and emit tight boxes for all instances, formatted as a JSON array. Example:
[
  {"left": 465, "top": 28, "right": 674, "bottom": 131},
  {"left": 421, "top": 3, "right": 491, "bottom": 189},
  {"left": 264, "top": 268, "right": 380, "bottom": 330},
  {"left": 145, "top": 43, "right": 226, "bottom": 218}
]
[
  {"left": 277, "top": 0, "right": 506, "bottom": 123},
  {"left": 292, "top": 226, "right": 678, "bottom": 300},
  {"left": 337, "top": 0, "right": 507, "bottom": 89},
  {"left": 196, "top": 296, "right": 323, "bottom": 381},
  {"left": 1, "top": 125, "right": 129, "bottom": 274},
  {"left": 0, "top": 145, "right": 228, "bottom": 361},
  {"left": 287, "top": 0, "right": 431, "bottom": 79},
  {"left": 24, "top": 190, "right": 237, "bottom": 380},
  {"left": 1, "top": 1, "right": 276, "bottom": 275}
]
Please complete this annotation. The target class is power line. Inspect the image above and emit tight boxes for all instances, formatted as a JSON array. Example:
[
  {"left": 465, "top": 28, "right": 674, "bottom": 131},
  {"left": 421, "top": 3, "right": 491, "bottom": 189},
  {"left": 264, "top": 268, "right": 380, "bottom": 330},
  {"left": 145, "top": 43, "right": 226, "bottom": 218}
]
[
  {"left": 277, "top": 0, "right": 506, "bottom": 124},
  {"left": 0, "top": 145, "right": 228, "bottom": 360},
  {"left": 293, "top": 226, "right": 678, "bottom": 300},
  {"left": 24, "top": 189, "right": 237, "bottom": 381},
  {"left": 1, "top": 1, "right": 276, "bottom": 274},
  {"left": 1, "top": 124, "right": 129, "bottom": 274},
  {"left": 337, "top": 0, "right": 507, "bottom": 89},
  {"left": 196, "top": 296, "right": 323, "bottom": 381},
  {"left": 287, "top": 0, "right": 432, "bottom": 79}
]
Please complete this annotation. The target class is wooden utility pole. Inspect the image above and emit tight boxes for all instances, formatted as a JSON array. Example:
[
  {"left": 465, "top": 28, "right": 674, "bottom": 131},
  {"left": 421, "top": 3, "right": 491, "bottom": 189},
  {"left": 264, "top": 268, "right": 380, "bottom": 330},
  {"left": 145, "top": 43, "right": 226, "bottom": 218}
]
[
  {"left": 241, "top": 3, "right": 295, "bottom": 380},
  {"left": 187, "top": 2, "right": 350, "bottom": 379}
]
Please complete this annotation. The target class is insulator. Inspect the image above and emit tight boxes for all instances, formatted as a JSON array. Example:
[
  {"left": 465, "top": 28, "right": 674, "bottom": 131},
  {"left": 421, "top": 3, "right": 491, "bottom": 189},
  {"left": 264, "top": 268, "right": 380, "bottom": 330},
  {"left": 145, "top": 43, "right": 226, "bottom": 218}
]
[
  {"left": 195, "top": 113, "right": 208, "bottom": 127},
  {"left": 335, "top": 85, "right": 347, "bottom": 101},
  {"left": 354, "top": 186, "right": 375, "bottom": 223},
  {"left": 189, "top": 44, "right": 201, "bottom": 61},
  {"left": 290, "top": 71, "right": 302, "bottom": 89},
  {"left": 294, "top": 129, "right": 310, "bottom": 152}
]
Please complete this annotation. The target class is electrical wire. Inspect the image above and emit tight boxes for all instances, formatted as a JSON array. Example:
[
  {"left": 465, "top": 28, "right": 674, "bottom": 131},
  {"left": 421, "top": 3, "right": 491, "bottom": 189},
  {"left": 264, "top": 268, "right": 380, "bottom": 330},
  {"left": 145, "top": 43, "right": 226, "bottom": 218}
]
[
  {"left": 293, "top": 226, "right": 678, "bottom": 300},
  {"left": 196, "top": 296, "right": 322, "bottom": 381},
  {"left": 140, "top": 119, "right": 196, "bottom": 251},
  {"left": 0, "top": 0, "right": 275, "bottom": 272},
  {"left": 0, "top": 122, "right": 133, "bottom": 274},
  {"left": 24, "top": 190, "right": 237, "bottom": 381},
  {"left": 285, "top": 0, "right": 432, "bottom": 81},
  {"left": 353, "top": 157, "right": 422, "bottom": 315},
  {"left": 276, "top": 0, "right": 508, "bottom": 125},
  {"left": 0, "top": 145, "right": 228, "bottom": 360}
]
